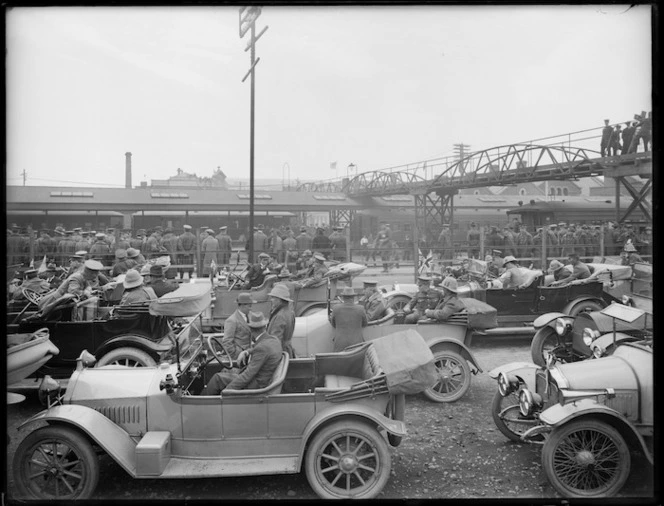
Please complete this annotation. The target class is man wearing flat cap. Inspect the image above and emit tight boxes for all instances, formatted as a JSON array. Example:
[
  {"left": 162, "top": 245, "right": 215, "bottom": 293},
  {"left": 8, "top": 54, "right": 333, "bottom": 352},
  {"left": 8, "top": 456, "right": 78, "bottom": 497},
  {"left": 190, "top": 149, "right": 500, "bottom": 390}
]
[
  {"left": 267, "top": 283, "right": 296, "bottom": 357},
  {"left": 403, "top": 275, "right": 434, "bottom": 323},
  {"left": 221, "top": 292, "right": 255, "bottom": 360},
  {"left": 358, "top": 279, "right": 386, "bottom": 322},
  {"left": 204, "top": 311, "right": 283, "bottom": 395},
  {"left": 331, "top": 286, "right": 368, "bottom": 352},
  {"left": 244, "top": 252, "right": 272, "bottom": 289}
]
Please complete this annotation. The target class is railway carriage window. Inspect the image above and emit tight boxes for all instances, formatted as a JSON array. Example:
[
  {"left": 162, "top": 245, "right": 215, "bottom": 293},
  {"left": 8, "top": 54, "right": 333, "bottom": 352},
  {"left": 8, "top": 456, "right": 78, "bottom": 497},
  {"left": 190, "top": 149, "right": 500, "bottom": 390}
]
[
  {"left": 556, "top": 188, "right": 562, "bottom": 196},
  {"left": 562, "top": 188, "right": 569, "bottom": 196}
]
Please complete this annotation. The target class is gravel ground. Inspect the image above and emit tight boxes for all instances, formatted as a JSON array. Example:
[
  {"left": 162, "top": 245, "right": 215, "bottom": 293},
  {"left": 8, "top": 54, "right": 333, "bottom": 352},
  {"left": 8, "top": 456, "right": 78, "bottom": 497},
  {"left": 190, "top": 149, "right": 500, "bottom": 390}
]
[{"left": 5, "top": 335, "right": 654, "bottom": 501}]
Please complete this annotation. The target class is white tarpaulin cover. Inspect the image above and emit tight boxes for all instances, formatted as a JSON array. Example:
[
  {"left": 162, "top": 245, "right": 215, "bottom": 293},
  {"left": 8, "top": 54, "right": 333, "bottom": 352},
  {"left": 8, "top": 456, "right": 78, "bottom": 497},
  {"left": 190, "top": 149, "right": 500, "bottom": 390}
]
[{"left": 370, "top": 329, "right": 437, "bottom": 395}]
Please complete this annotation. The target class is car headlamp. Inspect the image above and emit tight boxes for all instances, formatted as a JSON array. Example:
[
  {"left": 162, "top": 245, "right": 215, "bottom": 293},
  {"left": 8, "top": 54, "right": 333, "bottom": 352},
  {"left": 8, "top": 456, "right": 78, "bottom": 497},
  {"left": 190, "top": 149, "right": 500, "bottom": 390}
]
[
  {"left": 591, "top": 344, "right": 605, "bottom": 359},
  {"left": 38, "top": 375, "right": 62, "bottom": 407},
  {"left": 582, "top": 327, "right": 601, "bottom": 347},
  {"left": 518, "top": 388, "right": 543, "bottom": 417},
  {"left": 497, "top": 372, "right": 520, "bottom": 397},
  {"left": 555, "top": 318, "right": 572, "bottom": 336}
]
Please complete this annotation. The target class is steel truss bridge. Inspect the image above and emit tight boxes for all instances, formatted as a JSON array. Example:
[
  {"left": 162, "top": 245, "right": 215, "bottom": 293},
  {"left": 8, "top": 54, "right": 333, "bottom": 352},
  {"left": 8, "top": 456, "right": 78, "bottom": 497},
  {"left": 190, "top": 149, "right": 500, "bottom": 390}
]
[{"left": 297, "top": 129, "right": 652, "bottom": 239}]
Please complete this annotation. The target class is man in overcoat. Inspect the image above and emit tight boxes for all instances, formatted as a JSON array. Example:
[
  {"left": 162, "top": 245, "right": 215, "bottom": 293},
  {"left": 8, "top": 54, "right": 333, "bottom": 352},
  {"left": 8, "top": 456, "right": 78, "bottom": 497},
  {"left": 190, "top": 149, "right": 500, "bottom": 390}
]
[
  {"left": 267, "top": 283, "right": 296, "bottom": 357},
  {"left": 358, "top": 279, "right": 386, "bottom": 322},
  {"left": 221, "top": 292, "right": 255, "bottom": 360},
  {"left": 330, "top": 286, "right": 368, "bottom": 352}
]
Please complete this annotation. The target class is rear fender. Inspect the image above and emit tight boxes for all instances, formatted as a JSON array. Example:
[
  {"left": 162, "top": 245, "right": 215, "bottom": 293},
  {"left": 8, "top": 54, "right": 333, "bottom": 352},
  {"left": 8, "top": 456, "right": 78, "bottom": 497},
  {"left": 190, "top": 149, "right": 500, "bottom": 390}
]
[
  {"left": 563, "top": 297, "right": 603, "bottom": 315},
  {"left": 18, "top": 404, "right": 139, "bottom": 476},
  {"left": 95, "top": 334, "right": 169, "bottom": 359},
  {"left": 384, "top": 290, "right": 414, "bottom": 300},
  {"left": 540, "top": 400, "right": 653, "bottom": 465},
  {"left": 488, "top": 361, "right": 540, "bottom": 379},
  {"left": 297, "top": 404, "right": 406, "bottom": 470},
  {"left": 296, "top": 302, "right": 327, "bottom": 316},
  {"left": 533, "top": 312, "right": 568, "bottom": 329},
  {"left": 428, "top": 338, "right": 482, "bottom": 373}
]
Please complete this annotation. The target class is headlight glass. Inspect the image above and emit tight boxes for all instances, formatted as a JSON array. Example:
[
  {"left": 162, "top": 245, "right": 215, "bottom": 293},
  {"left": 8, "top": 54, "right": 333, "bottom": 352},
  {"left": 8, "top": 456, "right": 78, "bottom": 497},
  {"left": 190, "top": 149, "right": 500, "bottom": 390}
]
[
  {"left": 592, "top": 345, "right": 605, "bottom": 359},
  {"left": 498, "top": 372, "right": 519, "bottom": 397},
  {"left": 582, "top": 328, "right": 600, "bottom": 346},
  {"left": 519, "top": 389, "right": 533, "bottom": 416},
  {"left": 554, "top": 318, "right": 571, "bottom": 336}
]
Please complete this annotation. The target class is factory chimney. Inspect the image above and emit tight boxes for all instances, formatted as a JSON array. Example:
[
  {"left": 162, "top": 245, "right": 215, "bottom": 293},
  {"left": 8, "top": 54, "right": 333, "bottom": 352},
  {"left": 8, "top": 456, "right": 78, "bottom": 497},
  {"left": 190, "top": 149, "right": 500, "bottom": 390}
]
[{"left": 125, "top": 152, "right": 132, "bottom": 189}]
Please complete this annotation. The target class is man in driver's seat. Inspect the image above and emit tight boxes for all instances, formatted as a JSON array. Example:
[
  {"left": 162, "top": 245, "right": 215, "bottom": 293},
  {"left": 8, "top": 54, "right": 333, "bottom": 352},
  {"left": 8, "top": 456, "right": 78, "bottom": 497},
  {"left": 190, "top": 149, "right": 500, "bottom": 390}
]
[
  {"left": 204, "top": 311, "right": 282, "bottom": 395},
  {"left": 244, "top": 252, "right": 271, "bottom": 289}
]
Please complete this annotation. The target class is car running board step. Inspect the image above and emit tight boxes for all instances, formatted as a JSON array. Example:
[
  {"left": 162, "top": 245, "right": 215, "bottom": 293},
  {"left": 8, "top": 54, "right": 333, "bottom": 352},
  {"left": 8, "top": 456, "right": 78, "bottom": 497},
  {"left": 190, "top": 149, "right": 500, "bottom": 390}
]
[
  {"left": 475, "top": 326, "right": 535, "bottom": 336},
  {"left": 153, "top": 455, "right": 299, "bottom": 478}
]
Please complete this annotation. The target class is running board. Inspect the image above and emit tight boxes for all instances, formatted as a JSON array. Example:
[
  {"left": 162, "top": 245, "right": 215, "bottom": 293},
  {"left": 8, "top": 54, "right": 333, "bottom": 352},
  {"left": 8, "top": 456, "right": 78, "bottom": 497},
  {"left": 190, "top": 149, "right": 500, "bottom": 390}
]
[
  {"left": 151, "top": 455, "right": 299, "bottom": 478},
  {"left": 474, "top": 326, "right": 535, "bottom": 336}
]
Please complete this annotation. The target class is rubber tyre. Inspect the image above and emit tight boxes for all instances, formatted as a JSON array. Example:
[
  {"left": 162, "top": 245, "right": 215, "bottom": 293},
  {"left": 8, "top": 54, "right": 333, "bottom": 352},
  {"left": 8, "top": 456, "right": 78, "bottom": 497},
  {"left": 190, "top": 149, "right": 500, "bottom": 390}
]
[
  {"left": 491, "top": 390, "right": 542, "bottom": 442},
  {"left": 542, "top": 419, "right": 630, "bottom": 497},
  {"left": 305, "top": 420, "right": 391, "bottom": 499},
  {"left": 386, "top": 394, "right": 406, "bottom": 446},
  {"left": 568, "top": 300, "right": 604, "bottom": 317},
  {"left": 386, "top": 295, "right": 411, "bottom": 312},
  {"left": 423, "top": 350, "right": 471, "bottom": 403},
  {"left": 530, "top": 326, "right": 560, "bottom": 367},
  {"left": 13, "top": 425, "right": 99, "bottom": 500},
  {"left": 95, "top": 347, "right": 157, "bottom": 367}
]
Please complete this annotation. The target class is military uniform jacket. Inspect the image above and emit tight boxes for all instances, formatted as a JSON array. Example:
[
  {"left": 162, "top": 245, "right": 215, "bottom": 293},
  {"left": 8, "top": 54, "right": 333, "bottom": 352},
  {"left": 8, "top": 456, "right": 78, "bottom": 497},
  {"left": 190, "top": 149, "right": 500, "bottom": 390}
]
[
  {"left": 362, "top": 291, "right": 387, "bottom": 321},
  {"left": 221, "top": 309, "right": 252, "bottom": 360},
  {"left": 429, "top": 294, "right": 465, "bottom": 321},
  {"left": 296, "top": 233, "right": 313, "bottom": 252},
  {"left": 216, "top": 233, "right": 232, "bottom": 253},
  {"left": 330, "top": 302, "right": 368, "bottom": 352},
  {"left": 404, "top": 289, "right": 431, "bottom": 313},
  {"left": 89, "top": 240, "right": 111, "bottom": 263},
  {"left": 267, "top": 304, "right": 296, "bottom": 352},
  {"left": 227, "top": 333, "right": 282, "bottom": 390},
  {"left": 177, "top": 232, "right": 196, "bottom": 254}
]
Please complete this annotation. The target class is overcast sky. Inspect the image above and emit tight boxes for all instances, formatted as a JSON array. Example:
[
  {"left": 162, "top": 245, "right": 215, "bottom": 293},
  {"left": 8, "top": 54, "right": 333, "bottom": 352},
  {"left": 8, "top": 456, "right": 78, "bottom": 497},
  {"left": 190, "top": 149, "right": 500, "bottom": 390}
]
[{"left": 6, "top": 5, "right": 652, "bottom": 188}]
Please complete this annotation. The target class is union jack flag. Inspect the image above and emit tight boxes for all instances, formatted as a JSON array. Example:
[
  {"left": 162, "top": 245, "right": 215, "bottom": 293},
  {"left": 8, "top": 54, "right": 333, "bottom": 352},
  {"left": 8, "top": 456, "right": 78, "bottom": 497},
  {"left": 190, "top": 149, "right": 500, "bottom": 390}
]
[{"left": 418, "top": 249, "right": 433, "bottom": 274}]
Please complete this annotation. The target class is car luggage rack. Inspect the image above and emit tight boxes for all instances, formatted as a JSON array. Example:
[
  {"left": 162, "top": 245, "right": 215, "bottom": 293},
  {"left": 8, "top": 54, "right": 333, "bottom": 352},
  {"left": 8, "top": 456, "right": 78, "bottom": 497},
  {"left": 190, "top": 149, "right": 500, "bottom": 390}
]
[{"left": 325, "top": 374, "right": 389, "bottom": 402}]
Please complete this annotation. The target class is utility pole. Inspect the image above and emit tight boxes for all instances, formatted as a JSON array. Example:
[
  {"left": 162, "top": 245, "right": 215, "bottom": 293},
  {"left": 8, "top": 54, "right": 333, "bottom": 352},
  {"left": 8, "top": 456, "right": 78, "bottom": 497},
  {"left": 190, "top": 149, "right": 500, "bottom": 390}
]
[
  {"left": 21, "top": 170, "right": 27, "bottom": 186},
  {"left": 239, "top": 6, "right": 268, "bottom": 263},
  {"left": 453, "top": 143, "right": 471, "bottom": 161}
]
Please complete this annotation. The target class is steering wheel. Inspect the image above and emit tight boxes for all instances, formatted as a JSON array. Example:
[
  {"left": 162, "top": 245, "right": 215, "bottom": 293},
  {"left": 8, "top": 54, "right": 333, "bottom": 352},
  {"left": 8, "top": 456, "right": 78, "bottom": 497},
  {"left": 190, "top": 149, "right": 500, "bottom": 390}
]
[
  {"left": 22, "top": 288, "right": 43, "bottom": 306},
  {"left": 227, "top": 271, "right": 247, "bottom": 291},
  {"left": 30, "top": 327, "right": 50, "bottom": 341},
  {"left": 206, "top": 335, "right": 235, "bottom": 369}
]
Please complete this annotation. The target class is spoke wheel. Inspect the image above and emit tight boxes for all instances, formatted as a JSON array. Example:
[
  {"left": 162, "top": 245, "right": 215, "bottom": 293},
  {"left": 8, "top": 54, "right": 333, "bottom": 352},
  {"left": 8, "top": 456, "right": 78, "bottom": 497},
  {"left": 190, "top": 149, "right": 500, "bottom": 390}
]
[
  {"left": 491, "top": 390, "right": 542, "bottom": 442},
  {"left": 531, "top": 327, "right": 561, "bottom": 367},
  {"left": 387, "top": 295, "right": 410, "bottom": 312},
  {"left": 423, "top": 350, "right": 471, "bottom": 403},
  {"left": 13, "top": 426, "right": 99, "bottom": 500},
  {"left": 542, "top": 419, "right": 630, "bottom": 497},
  {"left": 95, "top": 347, "right": 156, "bottom": 367},
  {"left": 305, "top": 420, "right": 390, "bottom": 499}
]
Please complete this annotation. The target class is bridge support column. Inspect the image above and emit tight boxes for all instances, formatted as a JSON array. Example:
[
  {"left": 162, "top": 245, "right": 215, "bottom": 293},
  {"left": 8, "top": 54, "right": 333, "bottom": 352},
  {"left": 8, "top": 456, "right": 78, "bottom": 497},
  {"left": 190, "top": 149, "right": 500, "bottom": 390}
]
[
  {"left": 413, "top": 190, "right": 456, "bottom": 260},
  {"left": 329, "top": 209, "right": 356, "bottom": 229},
  {"left": 613, "top": 176, "right": 652, "bottom": 223}
]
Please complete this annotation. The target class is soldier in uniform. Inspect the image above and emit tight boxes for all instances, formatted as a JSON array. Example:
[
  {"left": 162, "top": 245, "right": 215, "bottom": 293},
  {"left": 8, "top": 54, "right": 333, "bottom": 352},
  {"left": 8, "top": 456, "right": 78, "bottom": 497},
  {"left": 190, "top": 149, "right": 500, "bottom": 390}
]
[
  {"left": 330, "top": 286, "right": 368, "bottom": 352},
  {"left": 89, "top": 232, "right": 112, "bottom": 266},
  {"left": 550, "top": 253, "right": 590, "bottom": 287},
  {"left": 295, "top": 226, "right": 313, "bottom": 255},
  {"left": 177, "top": 224, "right": 197, "bottom": 278},
  {"left": 374, "top": 224, "right": 392, "bottom": 273},
  {"left": 12, "top": 268, "right": 51, "bottom": 301},
  {"left": 295, "top": 250, "right": 313, "bottom": 276},
  {"left": 424, "top": 276, "right": 465, "bottom": 322},
  {"left": 600, "top": 119, "right": 613, "bottom": 157},
  {"left": 115, "top": 230, "right": 131, "bottom": 251},
  {"left": 111, "top": 249, "right": 131, "bottom": 277},
  {"left": 547, "top": 259, "right": 572, "bottom": 283},
  {"left": 56, "top": 230, "right": 77, "bottom": 264},
  {"left": 467, "top": 222, "right": 481, "bottom": 259},
  {"left": 120, "top": 270, "right": 157, "bottom": 305},
  {"left": 66, "top": 251, "right": 87, "bottom": 277},
  {"left": 403, "top": 275, "right": 433, "bottom": 324},
  {"left": 559, "top": 225, "right": 576, "bottom": 259},
  {"left": 36, "top": 229, "right": 57, "bottom": 260},
  {"left": 358, "top": 279, "right": 387, "bottom": 322},
  {"left": 145, "top": 229, "right": 164, "bottom": 259},
  {"left": 126, "top": 247, "right": 146, "bottom": 269},
  {"left": 267, "top": 283, "right": 296, "bottom": 357},
  {"left": 485, "top": 226, "right": 504, "bottom": 259},
  {"left": 330, "top": 226, "right": 347, "bottom": 262},
  {"left": 308, "top": 253, "right": 329, "bottom": 281},
  {"left": 267, "top": 228, "right": 283, "bottom": 264},
  {"left": 7, "top": 228, "right": 26, "bottom": 267},
  {"left": 160, "top": 227, "right": 179, "bottom": 259},
  {"left": 283, "top": 231, "right": 298, "bottom": 273},
  {"left": 215, "top": 226, "right": 232, "bottom": 266},
  {"left": 201, "top": 228, "right": 219, "bottom": 276},
  {"left": 312, "top": 227, "right": 332, "bottom": 258},
  {"left": 130, "top": 229, "right": 146, "bottom": 253},
  {"left": 252, "top": 225, "right": 269, "bottom": 260}
]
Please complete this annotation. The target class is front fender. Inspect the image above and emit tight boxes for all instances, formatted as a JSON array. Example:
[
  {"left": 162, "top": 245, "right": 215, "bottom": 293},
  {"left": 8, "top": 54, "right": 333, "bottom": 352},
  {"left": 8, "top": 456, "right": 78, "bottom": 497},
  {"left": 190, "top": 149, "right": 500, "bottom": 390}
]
[
  {"left": 297, "top": 403, "right": 406, "bottom": 470},
  {"left": 18, "top": 404, "right": 139, "bottom": 476},
  {"left": 95, "top": 334, "right": 170, "bottom": 359},
  {"left": 533, "top": 312, "right": 568, "bottom": 329},
  {"left": 428, "top": 338, "right": 482, "bottom": 373},
  {"left": 384, "top": 290, "right": 414, "bottom": 300},
  {"left": 488, "top": 361, "right": 540, "bottom": 379},
  {"left": 540, "top": 399, "right": 653, "bottom": 465}
]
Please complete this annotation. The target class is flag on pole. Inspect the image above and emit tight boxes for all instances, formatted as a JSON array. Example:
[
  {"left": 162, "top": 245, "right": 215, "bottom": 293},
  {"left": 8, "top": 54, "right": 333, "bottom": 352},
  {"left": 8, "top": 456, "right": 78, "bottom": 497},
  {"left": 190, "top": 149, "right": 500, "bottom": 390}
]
[
  {"left": 418, "top": 249, "right": 433, "bottom": 274},
  {"left": 330, "top": 161, "right": 337, "bottom": 170}
]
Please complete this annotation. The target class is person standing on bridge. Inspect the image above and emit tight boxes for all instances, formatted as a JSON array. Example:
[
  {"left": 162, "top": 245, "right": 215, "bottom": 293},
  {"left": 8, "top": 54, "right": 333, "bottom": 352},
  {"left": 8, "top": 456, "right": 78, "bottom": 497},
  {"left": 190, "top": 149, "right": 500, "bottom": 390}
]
[
  {"left": 610, "top": 124, "right": 622, "bottom": 156},
  {"left": 600, "top": 119, "right": 613, "bottom": 157}
]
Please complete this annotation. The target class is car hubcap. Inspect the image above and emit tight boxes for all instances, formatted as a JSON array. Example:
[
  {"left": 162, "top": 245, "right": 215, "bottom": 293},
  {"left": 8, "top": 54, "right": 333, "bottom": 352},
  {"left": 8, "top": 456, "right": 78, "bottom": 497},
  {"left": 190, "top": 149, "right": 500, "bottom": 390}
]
[
  {"left": 575, "top": 450, "right": 596, "bottom": 467},
  {"left": 339, "top": 455, "right": 358, "bottom": 473}
]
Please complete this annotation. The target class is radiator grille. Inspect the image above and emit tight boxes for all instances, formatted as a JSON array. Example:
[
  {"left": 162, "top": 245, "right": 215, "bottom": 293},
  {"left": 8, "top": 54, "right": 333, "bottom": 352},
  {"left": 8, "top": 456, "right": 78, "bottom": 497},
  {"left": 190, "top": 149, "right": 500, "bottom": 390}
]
[{"left": 535, "top": 370, "right": 558, "bottom": 408}]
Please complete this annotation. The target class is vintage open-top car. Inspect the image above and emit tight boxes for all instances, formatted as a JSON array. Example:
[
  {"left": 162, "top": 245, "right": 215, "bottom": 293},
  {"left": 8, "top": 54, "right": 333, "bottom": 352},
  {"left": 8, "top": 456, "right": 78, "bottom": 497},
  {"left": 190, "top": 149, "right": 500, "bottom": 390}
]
[
  {"left": 202, "top": 262, "right": 366, "bottom": 330},
  {"left": 383, "top": 260, "right": 632, "bottom": 336},
  {"left": 6, "top": 283, "right": 211, "bottom": 385},
  {"left": 292, "top": 297, "right": 497, "bottom": 403},
  {"left": 12, "top": 329, "right": 437, "bottom": 500},
  {"left": 489, "top": 304, "right": 653, "bottom": 498}
]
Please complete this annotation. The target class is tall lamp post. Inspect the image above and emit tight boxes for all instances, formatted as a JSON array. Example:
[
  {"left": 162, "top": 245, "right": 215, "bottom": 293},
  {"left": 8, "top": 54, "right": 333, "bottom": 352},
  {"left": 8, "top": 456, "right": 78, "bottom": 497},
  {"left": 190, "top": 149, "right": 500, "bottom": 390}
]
[{"left": 239, "top": 7, "right": 268, "bottom": 262}]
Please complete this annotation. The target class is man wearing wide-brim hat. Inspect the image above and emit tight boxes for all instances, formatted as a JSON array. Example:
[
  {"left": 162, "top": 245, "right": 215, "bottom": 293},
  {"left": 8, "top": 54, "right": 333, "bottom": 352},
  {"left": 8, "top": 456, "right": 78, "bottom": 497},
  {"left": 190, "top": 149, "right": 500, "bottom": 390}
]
[
  {"left": 204, "top": 310, "right": 283, "bottom": 395},
  {"left": 221, "top": 292, "right": 256, "bottom": 360},
  {"left": 267, "top": 283, "right": 296, "bottom": 357},
  {"left": 425, "top": 276, "right": 465, "bottom": 322},
  {"left": 547, "top": 259, "right": 572, "bottom": 283},
  {"left": 493, "top": 255, "right": 531, "bottom": 290},
  {"left": 330, "top": 286, "right": 368, "bottom": 352},
  {"left": 120, "top": 269, "right": 157, "bottom": 305}
]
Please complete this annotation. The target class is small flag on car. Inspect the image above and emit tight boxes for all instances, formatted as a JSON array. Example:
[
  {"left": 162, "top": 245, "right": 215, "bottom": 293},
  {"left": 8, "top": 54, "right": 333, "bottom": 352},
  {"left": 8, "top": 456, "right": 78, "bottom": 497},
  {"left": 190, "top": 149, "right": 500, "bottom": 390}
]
[{"left": 418, "top": 249, "right": 433, "bottom": 274}]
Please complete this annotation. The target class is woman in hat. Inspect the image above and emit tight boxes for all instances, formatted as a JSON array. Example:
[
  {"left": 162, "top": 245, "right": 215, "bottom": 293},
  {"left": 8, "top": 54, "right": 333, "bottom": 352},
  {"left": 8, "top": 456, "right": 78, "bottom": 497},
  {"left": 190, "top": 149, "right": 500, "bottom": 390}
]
[
  {"left": 267, "top": 283, "right": 296, "bottom": 357},
  {"left": 120, "top": 269, "right": 157, "bottom": 305},
  {"left": 330, "top": 286, "right": 368, "bottom": 352}
]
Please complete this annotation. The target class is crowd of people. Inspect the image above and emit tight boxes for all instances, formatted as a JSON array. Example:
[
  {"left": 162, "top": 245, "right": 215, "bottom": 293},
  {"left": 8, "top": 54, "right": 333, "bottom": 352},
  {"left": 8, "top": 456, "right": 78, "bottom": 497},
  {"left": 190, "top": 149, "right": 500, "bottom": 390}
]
[{"left": 600, "top": 112, "right": 652, "bottom": 157}]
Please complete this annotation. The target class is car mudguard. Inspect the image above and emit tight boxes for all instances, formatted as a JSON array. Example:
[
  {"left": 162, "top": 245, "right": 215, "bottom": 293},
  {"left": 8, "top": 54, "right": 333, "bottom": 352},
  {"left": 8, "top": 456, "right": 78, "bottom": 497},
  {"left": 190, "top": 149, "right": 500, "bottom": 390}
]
[
  {"left": 488, "top": 361, "right": 540, "bottom": 379},
  {"left": 562, "top": 297, "right": 604, "bottom": 315},
  {"left": 18, "top": 404, "right": 140, "bottom": 475},
  {"left": 95, "top": 334, "right": 171, "bottom": 360},
  {"left": 590, "top": 332, "right": 639, "bottom": 354},
  {"left": 533, "top": 312, "right": 569, "bottom": 329},
  {"left": 296, "top": 302, "right": 327, "bottom": 316},
  {"left": 539, "top": 399, "right": 653, "bottom": 465},
  {"left": 427, "top": 338, "right": 482, "bottom": 373},
  {"left": 297, "top": 404, "right": 406, "bottom": 469}
]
